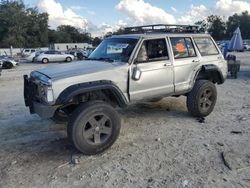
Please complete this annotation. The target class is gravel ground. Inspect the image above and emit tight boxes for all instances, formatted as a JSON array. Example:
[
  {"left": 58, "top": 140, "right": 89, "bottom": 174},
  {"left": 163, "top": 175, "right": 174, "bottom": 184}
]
[{"left": 0, "top": 53, "right": 249, "bottom": 188}]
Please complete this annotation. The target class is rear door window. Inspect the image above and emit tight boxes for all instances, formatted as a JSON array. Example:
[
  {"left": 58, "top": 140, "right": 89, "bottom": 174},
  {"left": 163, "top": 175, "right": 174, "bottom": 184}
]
[
  {"left": 193, "top": 37, "right": 219, "bottom": 56},
  {"left": 170, "top": 37, "right": 196, "bottom": 59}
]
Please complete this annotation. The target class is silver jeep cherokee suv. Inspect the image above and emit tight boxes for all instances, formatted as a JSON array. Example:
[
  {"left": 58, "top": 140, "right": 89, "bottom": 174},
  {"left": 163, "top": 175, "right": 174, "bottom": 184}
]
[{"left": 24, "top": 25, "right": 227, "bottom": 155}]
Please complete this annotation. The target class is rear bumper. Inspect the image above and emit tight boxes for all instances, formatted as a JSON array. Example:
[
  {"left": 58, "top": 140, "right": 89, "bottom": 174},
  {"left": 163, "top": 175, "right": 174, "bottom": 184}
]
[{"left": 24, "top": 75, "right": 56, "bottom": 118}]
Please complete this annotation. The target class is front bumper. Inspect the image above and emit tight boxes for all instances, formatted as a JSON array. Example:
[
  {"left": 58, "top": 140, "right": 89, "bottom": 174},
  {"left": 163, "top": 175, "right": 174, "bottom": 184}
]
[{"left": 24, "top": 75, "right": 56, "bottom": 118}]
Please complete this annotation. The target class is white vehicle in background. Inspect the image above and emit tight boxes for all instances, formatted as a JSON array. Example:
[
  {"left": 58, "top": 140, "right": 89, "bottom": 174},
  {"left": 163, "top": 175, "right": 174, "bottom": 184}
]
[
  {"left": 36, "top": 51, "right": 75, "bottom": 64},
  {"left": 243, "top": 42, "right": 250, "bottom": 51},
  {"left": 25, "top": 51, "right": 45, "bottom": 62},
  {"left": 22, "top": 49, "right": 38, "bottom": 57}
]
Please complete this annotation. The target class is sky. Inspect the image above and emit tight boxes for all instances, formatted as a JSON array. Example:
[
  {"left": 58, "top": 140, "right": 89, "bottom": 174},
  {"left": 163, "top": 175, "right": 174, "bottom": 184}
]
[{"left": 23, "top": 0, "right": 250, "bottom": 36}]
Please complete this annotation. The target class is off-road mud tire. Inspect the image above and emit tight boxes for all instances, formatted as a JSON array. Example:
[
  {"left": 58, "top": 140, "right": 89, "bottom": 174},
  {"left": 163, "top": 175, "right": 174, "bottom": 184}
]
[
  {"left": 187, "top": 80, "right": 217, "bottom": 117},
  {"left": 68, "top": 101, "right": 121, "bottom": 155}
]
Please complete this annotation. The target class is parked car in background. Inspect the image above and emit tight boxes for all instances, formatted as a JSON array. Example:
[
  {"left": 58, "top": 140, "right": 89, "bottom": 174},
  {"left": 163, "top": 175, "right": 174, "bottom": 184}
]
[
  {"left": 36, "top": 51, "right": 75, "bottom": 63},
  {"left": 0, "top": 61, "right": 2, "bottom": 76},
  {"left": 21, "top": 49, "right": 38, "bottom": 57},
  {"left": 67, "top": 48, "right": 94, "bottom": 60},
  {"left": 243, "top": 42, "right": 250, "bottom": 51},
  {"left": 25, "top": 51, "right": 45, "bottom": 62},
  {"left": 0, "top": 56, "right": 19, "bottom": 69},
  {"left": 68, "top": 50, "right": 88, "bottom": 60}
]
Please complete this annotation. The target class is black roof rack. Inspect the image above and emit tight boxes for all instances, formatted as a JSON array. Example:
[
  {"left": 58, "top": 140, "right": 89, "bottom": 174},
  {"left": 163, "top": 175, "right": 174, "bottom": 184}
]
[{"left": 123, "top": 24, "right": 201, "bottom": 34}]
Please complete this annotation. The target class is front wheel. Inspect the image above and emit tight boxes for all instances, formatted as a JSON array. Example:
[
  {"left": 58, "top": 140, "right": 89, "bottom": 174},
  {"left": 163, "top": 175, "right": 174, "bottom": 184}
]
[
  {"left": 187, "top": 80, "right": 217, "bottom": 117},
  {"left": 68, "top": 101, "right": 121, "bottom": 155}
]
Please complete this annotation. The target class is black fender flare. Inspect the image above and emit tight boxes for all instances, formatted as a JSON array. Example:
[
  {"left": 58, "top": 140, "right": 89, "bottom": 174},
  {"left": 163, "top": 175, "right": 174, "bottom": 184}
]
[
  {"left": 55, "top": 80, "right": 128, "bottom": 107},
  {"left": 194, "top": 64, "right": 225, "bottom": 85}
]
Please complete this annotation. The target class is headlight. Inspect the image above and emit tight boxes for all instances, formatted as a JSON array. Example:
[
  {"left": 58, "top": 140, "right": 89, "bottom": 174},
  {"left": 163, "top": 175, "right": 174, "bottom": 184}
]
[
  {"left": 45, "top": 87, "right": 54, "bottom": 103},
  {"left": 38, "top": 85, "right": 54, "bottom": 103},
  {"left": 31, "top": 71, "right": 52, "bottom": 86},
  {"left": 31, "top": 71, "right": 54, "bottom": 103}
]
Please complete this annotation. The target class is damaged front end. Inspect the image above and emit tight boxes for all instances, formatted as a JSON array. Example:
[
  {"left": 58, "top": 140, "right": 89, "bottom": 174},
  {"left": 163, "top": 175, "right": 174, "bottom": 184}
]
[{"left": 23, "top": 73, "right": 57, "bottom": 118}]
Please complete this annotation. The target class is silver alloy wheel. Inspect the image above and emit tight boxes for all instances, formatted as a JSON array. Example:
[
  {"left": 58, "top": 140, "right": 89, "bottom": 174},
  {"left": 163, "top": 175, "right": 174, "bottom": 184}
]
[
  {"left": 66, "top": 57, "right": 72, "bottom": 62},
  {"left": 199, "top": 88, "right": 214, "bottom": 112},
  {"left": 42, "top": 58, "right": 48, "bottom": 63},
  {"left": 82, "top": 113, "right": 112, "bottom": 145}
]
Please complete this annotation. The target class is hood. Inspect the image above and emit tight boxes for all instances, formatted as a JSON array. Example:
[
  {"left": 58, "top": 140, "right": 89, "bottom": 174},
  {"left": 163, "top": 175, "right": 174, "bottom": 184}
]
[{"left": 36, "top": 60, "right": 121, "bottom": 80}]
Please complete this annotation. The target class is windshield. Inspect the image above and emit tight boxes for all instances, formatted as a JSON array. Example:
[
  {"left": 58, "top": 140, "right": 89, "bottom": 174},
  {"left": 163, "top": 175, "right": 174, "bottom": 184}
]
[{"left": 89, "top": 38, "right": 138, "bottom": 63}]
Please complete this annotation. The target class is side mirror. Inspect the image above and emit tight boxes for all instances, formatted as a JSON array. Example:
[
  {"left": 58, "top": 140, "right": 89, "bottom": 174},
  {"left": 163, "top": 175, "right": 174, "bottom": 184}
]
[{"left": 132, "top": 67, "right": 141, "bottom": 81}]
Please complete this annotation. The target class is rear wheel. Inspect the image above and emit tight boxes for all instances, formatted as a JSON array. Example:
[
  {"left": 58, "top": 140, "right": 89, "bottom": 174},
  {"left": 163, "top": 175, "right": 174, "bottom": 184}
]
[
  {"left": 66, "top": 57, "right": 72, "bottom": 62},
  {"left": 187, "top": 80, "right": 217, "bottom": 117},
  {"left": 42, "top": 58, "right": 49, "bottom": 64},
  {"left": 68, "top": 101, "right": 121, "bottom": 155}
]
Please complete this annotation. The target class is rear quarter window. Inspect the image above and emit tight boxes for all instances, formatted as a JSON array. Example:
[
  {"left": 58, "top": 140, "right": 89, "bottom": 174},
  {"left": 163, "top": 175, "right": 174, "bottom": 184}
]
[
  {"left": 193, "top": 37, "right": 219, "bottom": 56},
  {"left": 170, "top": 37, "right": 196, "bottom": 59}
]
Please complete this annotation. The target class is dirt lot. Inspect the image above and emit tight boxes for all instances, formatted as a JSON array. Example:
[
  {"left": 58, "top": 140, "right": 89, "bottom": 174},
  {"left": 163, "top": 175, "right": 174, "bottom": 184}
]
[{"left": 0, "top": 54, "right": 250, "bottom": 188}]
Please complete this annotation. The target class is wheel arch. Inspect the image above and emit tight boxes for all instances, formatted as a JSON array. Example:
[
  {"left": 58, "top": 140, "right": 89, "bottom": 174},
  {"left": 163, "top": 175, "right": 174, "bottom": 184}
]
[
  {"left": 194, "top": 64, "right": 225, "bottom": 85},
  {"left": 66, "top": 56, "right": 73, "bottom": 60},
  {"left": 55, "top": 80, "right": 128, "bottom": 108}
]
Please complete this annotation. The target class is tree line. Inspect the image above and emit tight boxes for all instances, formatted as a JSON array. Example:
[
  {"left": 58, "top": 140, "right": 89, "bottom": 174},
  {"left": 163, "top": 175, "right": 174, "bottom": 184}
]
[
  {"left": 1, "top": 0, "right": 250, "bottom": 48},
  {"left": 196, "top": 11, "right": 250, "bottom": 41}
]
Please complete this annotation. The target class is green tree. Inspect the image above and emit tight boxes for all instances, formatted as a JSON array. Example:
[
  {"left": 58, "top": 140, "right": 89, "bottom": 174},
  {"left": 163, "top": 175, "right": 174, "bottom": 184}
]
[
  {"left": 92, "top": 37, "right": 102, "bottom": 47},
  {"left": 48, "top": 25, "right": 92, "bottom": 44},
  {"left": 207, "top": 15, "right": 226, "bottom": 41},
  {"left": 0, "top": 1, "right": 26, "bottom": 47},
  {"left": 25, "top": 8, "right": 48, "bottom": 47},
  {"left": 227, "top": 11, "right": 250, "bottom": 39},
  {"left": 0, "top": 0, "right": 48, "bottom": 48}
]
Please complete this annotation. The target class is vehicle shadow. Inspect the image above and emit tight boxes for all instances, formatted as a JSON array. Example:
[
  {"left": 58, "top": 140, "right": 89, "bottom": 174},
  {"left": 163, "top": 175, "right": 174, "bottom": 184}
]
[
  {"left": 121, "top": 97, "right": 190, "bottom": 119},
  {"left": 0, "top": 97, "right": 192, "bottom": 168},
  {"left": 0, "top": 117, "right": 76, "bottom": 167}
]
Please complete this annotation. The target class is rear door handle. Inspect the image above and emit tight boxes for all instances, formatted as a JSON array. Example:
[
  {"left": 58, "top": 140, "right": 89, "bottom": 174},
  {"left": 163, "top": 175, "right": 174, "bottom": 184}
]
[
  {"left": 192, "top": 60, "right": 200, "bottom": 63},
  {"left": 163, "top": 63, "right": 172, "bottom": 67}
]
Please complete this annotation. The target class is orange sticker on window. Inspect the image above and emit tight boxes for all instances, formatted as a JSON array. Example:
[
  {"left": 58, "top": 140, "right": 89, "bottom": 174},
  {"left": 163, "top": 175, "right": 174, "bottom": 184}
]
[{"left": 176, "top": 42, "right": 185, "bottom": 53}]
